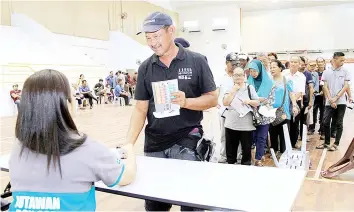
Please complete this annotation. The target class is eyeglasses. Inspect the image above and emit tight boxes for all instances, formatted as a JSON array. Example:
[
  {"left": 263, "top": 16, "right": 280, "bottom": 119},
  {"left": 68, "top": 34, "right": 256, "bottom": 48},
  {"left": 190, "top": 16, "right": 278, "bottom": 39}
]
[{"left": 233, "top": 74, "right": 244, "bottom": 77}]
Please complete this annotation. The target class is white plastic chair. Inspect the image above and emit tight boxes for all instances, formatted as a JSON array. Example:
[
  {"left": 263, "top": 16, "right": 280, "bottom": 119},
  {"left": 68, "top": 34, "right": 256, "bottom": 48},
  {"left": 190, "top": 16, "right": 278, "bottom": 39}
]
[
  {"left": 118, "top": 97, "right": 125, "bottom": 106},
  {"left": 114, "top": 97, "right": 125, "bottom": 106}
]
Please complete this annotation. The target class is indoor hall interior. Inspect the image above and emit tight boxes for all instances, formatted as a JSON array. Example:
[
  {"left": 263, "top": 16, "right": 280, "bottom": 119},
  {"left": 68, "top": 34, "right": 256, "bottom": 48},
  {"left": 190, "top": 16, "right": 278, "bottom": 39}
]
[{"left": 1, "top": 0, "right": 354, "bottom": 211}]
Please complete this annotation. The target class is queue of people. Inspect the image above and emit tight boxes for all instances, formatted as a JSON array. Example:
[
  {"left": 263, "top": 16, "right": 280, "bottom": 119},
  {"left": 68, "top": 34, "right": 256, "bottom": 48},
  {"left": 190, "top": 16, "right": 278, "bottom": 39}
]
[
  {"left": 217, "top": 51, "right": 352, "bottom": 166},
  {"left": 6, "top": 10, "right": 353, "bottom": 212}
]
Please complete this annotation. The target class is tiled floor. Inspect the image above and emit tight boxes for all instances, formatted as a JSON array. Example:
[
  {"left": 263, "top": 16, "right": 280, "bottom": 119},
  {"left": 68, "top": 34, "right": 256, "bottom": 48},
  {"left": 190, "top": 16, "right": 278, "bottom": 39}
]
[{"left": 1, "top": 102, "right": 354, "bottom": 211}]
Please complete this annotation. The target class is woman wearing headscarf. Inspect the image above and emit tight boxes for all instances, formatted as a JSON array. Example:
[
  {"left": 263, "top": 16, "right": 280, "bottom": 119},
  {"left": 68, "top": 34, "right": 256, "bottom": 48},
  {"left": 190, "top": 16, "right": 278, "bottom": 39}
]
[{"left": 247, "top": 59, "right": 275, "bottom": 166}]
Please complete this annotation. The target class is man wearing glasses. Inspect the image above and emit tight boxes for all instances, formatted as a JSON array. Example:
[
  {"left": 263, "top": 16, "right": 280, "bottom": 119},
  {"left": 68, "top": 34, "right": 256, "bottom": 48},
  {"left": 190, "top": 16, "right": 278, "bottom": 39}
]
[{"left": 216, "top": 52, "right": 239, "bottom": 163}]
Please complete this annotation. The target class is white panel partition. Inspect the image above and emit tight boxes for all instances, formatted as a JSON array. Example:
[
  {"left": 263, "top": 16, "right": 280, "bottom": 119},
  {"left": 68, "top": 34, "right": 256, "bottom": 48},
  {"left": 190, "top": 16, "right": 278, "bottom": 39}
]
[{"left": 242, "top": 3, "right": 354, "bottom": 52}]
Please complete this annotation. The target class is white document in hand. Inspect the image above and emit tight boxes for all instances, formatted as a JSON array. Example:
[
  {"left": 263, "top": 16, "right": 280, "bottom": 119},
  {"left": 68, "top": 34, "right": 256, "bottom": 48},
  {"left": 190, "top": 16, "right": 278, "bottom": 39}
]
[
  {"left": 259, "top": 105, "right": 277, "bottom": 118},
  {"left": 152, "top": 79, "right": 180, "bottom": 119},
  {"left": 231, "top": 97, "right": 252, "bottom": 117}
]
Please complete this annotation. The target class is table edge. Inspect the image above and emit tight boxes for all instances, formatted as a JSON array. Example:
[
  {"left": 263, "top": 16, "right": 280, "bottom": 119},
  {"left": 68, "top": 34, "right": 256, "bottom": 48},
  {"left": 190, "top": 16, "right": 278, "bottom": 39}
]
[{"left": 95, "top": 186, "right": 243, "bottom": 211}]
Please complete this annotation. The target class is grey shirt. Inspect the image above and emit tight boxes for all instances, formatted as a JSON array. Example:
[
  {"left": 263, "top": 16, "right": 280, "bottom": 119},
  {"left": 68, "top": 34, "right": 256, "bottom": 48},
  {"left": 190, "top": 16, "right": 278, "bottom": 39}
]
[
  {"left": 9, "top": 137, "right": 124, "bottom": 211},
  {"left": 322, "top": 66, "right": 351, "bottom": 106},
  {"left": 223, "top": 84, "right": 258, "bottom": 131}
]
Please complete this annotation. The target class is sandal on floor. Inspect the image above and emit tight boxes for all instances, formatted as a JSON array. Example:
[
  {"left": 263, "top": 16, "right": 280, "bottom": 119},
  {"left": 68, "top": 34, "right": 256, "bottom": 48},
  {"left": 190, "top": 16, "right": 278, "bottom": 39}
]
[
  {"left": 321, "top": 138, "right": 354, "bottom": 178},
  {"left": 316, "top": 143, "right": 328, "bottom": 149},
  {"left": 254, "top": 160, "right": 264, "bottom": 167},
  {"left": 328, "top": 144, "right": 338, "bottom": 151}
]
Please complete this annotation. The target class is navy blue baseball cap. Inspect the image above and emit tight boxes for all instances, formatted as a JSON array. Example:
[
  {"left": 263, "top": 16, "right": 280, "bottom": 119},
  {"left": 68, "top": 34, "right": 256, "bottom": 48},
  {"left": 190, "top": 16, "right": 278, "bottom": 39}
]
[
  {"left": 136, "top": 12, "right": 173, "bottom": 35},
  {"left": 226, "top": 52, "right": 240, "bottom": 66},
  {"left": 174, "top": 37, "right": 190, "bottom": 48},
  {"left": 226, "top": 52, "right": 238, "bottom": 62}
]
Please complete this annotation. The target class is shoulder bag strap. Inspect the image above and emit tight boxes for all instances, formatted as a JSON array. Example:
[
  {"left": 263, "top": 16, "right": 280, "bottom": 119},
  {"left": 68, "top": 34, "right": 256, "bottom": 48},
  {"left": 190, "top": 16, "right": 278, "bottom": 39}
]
[
  {"left": 247, "top": 84, "right": 252, "bottom": 99},
  {"left": 280, "top": 77, "right": 286, "bottom": 107}
]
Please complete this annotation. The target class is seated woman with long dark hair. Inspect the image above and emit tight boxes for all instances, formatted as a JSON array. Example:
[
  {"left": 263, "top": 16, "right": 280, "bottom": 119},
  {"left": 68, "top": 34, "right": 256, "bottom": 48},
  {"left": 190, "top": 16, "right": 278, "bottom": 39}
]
[{"left": 9, "top": 69, "right": 136, "bottom": 211}]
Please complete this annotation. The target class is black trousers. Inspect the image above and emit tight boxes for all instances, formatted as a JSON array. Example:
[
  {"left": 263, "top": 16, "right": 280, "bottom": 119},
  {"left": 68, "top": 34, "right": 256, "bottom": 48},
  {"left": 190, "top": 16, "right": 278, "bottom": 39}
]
[
  {"left": 299, "top": 101, "right": 309, "bottom": 140},
  {"left": 225, "top": 128, "right": 252, "bottom": 165},
  {"left": 289, "top": 100, "right": 301, "bottom": 147},
  {"left": 118, "top": 94, "right": 129, "bottom": 105},
  {"left": 330, "top": 114, "right": 337, "bottom": 137},
  {"left": 83, "top": 93, "right": 95, "bottom": 106},
  {"left": 310, "top": 95, "right": 324, "bottom": 134},
  {"left": 323, "top": 105, "right": 346, "bottom": 146},
  {"left": 269, "top": 120, "right": 290, "bottom": 153}
]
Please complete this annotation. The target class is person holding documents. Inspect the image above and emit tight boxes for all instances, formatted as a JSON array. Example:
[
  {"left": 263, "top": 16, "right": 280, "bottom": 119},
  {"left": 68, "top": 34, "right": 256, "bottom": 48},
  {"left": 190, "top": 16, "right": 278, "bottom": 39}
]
[
  {"left": 247, "top": 59, "right": 275, "bottom": 167},
  {"left": 9, "top": 69, "right": 136, "bottom": 212},
  {"left": 223, "top": 68, "right": 259, "bottom": 165},
  {"left": 131, "top": 12, "right": 217, "bottom": 211}
]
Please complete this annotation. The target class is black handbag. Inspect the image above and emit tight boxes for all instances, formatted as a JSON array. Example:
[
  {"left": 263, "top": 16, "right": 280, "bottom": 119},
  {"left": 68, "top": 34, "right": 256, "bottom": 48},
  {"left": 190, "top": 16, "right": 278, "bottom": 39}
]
[
  {"left": 272, "top": 77, "right": 287, "bottom": 126},
  {"left": 247, "top": 85, "right": 275, "bottom": 126},
  {"left": 1, "top": 182, "right": 11, "bottom": 211},
  {"left": 247, "top": 85, "right": 262, "bottom": 126},
  {"left": 195, "top": 136, "right": 215, "bottom": 162}
]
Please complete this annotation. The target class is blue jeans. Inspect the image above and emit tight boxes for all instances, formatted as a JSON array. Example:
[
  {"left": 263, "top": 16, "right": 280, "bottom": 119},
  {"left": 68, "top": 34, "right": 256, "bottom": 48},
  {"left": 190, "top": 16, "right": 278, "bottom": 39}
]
[
  {"left": 144, "top": 144, "right": 202, "bottom": 211},
  {"left": 14, "top": 100, "right": 20, "bottom": 110},
  {"left": 253, "top": 124, "right": 270, "bottom": 160}
]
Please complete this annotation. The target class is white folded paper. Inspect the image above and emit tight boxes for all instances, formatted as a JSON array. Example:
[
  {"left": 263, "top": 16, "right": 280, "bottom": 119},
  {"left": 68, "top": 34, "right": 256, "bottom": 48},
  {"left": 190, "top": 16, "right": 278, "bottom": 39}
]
[
  {"left": 230, "top": 97, "right": 252, "bottom": 117},
  {"left": 258, "top": 105, "right": 277, "bottom": 118}
]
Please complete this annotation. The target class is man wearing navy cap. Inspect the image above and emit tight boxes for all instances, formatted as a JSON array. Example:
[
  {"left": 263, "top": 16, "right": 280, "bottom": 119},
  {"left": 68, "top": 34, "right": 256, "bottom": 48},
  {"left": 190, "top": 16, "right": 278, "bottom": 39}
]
[{"left": 128, "top": 12, "right": 217, "bottom": 211}]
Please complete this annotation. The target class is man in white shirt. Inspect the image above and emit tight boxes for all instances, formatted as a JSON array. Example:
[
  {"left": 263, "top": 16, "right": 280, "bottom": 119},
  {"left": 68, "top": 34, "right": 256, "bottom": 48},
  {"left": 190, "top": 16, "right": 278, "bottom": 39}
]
[
  {"left": 216, "top": 52, "right": 239, "bottom": 163},
  {"left": 282, "top": 56, "right": 305, "bottom": 147}
]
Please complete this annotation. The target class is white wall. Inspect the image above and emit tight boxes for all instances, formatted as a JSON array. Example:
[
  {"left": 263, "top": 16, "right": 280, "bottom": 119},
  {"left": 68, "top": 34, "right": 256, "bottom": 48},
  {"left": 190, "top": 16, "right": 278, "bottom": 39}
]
[
  {"left": 145, "top": 0, "right": 176, "bottom": 11},
  {"left": 242, "top": 3, "right": 354, "bottom": 53},
  {"left": 0, "top": 14, "right": 154, "bottom": 117},
  {"left": 8, "top": 13, "right": 100, "bottom": 66},
  {"left": 55, "top": 34, "right": 109, "bottom": 66},
  {"left": 177, "top": 4, "right": 241, "bottom": 81},
  {"left": 108, "top": 31, "right": 153, "bottom": 71}
]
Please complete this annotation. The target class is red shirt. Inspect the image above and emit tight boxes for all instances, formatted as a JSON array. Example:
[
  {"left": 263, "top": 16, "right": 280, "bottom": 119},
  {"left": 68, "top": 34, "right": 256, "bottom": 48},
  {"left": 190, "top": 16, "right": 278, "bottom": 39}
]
[{"left": 10, "top": 90, "right": 21, "bottom": 102}]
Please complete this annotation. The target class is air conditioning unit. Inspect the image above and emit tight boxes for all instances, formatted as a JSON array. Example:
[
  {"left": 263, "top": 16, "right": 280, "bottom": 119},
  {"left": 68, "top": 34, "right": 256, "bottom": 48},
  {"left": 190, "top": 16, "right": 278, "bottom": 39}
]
[
  {"left": 333, "top": 49, "right": 350, "bottom": 53},
  {"left": 182, "top": 20, "right": 201, "bottom": 33},
  {"left": 276, "top": 51, "right": 288, "bottom": 55},
  {"left": 211, "top": 18, "right": 228, "bottom": 32},
  {"left": 307, "top": 50, "right": 323, "bottom": 54}
]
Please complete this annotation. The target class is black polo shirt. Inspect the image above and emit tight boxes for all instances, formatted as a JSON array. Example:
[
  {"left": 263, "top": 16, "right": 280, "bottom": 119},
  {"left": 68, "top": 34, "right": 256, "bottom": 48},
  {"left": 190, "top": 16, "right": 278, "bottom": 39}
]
[{"left": 135, "top": 43, "right": 216, "bottom": 153}]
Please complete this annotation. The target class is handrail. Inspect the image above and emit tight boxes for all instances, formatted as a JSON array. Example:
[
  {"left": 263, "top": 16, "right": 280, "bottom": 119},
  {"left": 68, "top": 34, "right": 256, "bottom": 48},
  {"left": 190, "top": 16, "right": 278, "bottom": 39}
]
[
  {"left": 1, "top": 64, "right": 36, "bottom": 72},
  {"left": 1, "top": 65, "right": 35, "bottom": 88},
  {"left": 1, "top": 64, "right": 105, "bottom": 86}
]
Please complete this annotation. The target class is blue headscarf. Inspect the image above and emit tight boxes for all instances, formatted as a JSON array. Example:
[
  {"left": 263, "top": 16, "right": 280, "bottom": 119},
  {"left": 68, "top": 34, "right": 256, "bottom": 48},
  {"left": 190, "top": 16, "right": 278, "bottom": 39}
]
[{"left": 247, "top": 59, "right": 273, "bottom": 98}]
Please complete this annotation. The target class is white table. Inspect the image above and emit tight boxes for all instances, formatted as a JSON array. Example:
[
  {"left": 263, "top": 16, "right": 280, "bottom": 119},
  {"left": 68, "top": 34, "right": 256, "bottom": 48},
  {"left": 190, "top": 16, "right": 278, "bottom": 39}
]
[{"left": 0, "top": 154, "right": 306, "bottom": 211}]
